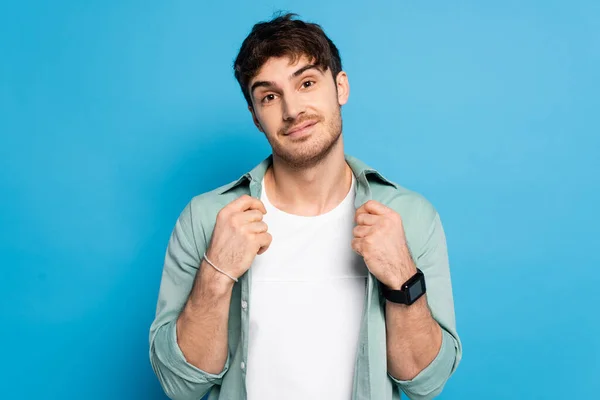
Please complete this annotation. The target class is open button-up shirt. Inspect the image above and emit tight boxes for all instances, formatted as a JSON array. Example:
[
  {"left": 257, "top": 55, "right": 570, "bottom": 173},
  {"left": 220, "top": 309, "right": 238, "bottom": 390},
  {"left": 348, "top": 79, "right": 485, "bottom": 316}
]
[{"left": 149, "top": 154, "right": 462, "bottom": 400}]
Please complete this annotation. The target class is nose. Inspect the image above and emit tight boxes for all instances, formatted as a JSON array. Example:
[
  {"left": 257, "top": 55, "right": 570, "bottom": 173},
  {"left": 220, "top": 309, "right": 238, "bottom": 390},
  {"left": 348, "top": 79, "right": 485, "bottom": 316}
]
[{"left": 282, "top": 92, "right": 305, "bottom": 122}]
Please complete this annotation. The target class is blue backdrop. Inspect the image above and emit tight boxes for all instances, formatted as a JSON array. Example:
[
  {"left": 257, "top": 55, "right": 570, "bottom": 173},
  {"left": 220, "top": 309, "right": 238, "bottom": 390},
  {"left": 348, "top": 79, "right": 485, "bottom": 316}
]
[{"left": 1, "top": 1, "right": 598, "bottom": 399}]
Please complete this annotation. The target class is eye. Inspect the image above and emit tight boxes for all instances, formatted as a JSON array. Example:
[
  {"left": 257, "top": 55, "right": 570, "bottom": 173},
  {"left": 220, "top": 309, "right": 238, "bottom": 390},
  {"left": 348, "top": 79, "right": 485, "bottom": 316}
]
[
  {"left": 262, "top": 94, "right": 277, "bottom": 103},
  {"left": 302, "top": 80, "right": 315, "bottom": 89}
]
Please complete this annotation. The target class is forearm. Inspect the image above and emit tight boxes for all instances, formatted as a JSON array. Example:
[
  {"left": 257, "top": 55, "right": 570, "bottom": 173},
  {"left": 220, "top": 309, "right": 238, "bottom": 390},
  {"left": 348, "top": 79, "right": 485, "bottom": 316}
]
[
  {"left": 385, "top": 294, "right": 443, "bottom": 381},
  {"left": 176, "top": 261, "right": 234, "bottom": 375}
]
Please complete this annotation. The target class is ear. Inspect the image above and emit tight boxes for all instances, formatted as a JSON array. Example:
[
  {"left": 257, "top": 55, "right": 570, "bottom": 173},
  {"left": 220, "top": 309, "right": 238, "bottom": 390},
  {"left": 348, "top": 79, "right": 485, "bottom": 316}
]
[
  {"left": 249, "top": 106, "right": 263, "bottom": 132},
  {"left": 335, "top": 71, "right": 350, "bottom": 106}
]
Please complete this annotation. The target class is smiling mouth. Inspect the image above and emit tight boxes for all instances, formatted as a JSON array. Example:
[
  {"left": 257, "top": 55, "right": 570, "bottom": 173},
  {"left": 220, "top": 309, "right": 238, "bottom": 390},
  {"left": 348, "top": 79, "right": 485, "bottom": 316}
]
[{"left": 285, "top": 121, "right": 318, "bottom": 136}]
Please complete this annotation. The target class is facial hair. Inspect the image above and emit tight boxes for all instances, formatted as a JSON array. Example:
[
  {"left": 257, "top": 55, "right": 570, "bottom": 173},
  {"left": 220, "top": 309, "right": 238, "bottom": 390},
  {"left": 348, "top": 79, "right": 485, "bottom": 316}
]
[{"left": 266, "top": 106, "right": 343, "bottom": 170}]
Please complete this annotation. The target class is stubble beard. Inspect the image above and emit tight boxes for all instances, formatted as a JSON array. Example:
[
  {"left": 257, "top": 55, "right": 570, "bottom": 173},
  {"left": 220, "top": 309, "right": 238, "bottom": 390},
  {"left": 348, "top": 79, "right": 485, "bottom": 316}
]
[{"left": 268, "top": 107, "right": 343, "bottom": 170}]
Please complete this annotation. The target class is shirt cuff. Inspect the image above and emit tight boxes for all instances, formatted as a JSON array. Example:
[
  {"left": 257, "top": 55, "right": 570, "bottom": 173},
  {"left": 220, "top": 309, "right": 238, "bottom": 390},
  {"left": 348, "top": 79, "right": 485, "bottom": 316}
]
[
  {"left": 154, "top": 320, "right": 230, "bottom": 383},
  {"left": 388, "top": 328, "right": 457, "bottom": 398}
]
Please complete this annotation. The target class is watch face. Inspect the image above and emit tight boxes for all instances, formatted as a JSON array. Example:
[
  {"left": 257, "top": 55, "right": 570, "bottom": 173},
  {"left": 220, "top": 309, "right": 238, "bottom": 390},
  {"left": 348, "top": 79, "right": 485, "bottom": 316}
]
[{"left": 408, "top": 280, "right": 424, "bottom": 300}]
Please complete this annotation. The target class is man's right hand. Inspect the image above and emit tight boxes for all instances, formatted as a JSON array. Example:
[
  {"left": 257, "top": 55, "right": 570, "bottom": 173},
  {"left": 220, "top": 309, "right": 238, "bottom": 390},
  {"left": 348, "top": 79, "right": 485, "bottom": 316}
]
[
  {"left": 204, "top": 194, "right": 272, "bottom": 282},
  {"left": 177, "top": 194, "right": 270, "bottom": 373}
]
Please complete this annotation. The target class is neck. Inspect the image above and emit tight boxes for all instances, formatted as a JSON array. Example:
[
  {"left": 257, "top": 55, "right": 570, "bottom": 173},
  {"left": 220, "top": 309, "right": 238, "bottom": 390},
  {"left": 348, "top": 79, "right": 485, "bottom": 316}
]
[{"left": 264, "top": 139, "right": 353, "bottom": 217}]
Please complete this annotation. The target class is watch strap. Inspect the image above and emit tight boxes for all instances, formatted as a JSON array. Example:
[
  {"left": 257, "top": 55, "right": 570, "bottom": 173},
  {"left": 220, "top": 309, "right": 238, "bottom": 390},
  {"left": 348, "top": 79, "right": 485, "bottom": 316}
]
[
  {"left": 379, "top": 268, "right": 426, "bottom": 305},
  {"left": 379, "top": 281, "right": 409, "bottom": 304}
]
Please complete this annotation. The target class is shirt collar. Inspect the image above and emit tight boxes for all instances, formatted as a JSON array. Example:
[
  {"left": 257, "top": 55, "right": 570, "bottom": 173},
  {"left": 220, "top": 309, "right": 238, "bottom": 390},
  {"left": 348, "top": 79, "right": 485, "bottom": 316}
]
[{"left": 217, "top": 153, "right": 398, "bottom": 195}]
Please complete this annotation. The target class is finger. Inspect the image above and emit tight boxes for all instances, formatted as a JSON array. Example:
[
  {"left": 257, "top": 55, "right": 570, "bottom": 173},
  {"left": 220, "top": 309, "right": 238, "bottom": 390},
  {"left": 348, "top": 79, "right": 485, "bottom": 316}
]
[
  {"left": 355, "top": 212, "right": 379, "bottom": 226},
  {"left": 363, "top": 200, "right": 389, "bottom": 216},
  {"left": 351, "top": 238, "right": 362, "bottom": 255},
  {"left": 247, "top": 221, "right": 268, "bottom": 233},
  {"left": 230, "top": 195, "right": 267, "bottom": 214},
  {"left": 257, "top": 232, "right": 273, "bottom": 255},
  {"left": 353, "top": 225, "right": 371, "bottom": 238},
  {"left": 354, "top": 206, "right": 369, "bottom": 222},
  {"left": 241, "top": 209, "right": 265, "bottom": 223}
]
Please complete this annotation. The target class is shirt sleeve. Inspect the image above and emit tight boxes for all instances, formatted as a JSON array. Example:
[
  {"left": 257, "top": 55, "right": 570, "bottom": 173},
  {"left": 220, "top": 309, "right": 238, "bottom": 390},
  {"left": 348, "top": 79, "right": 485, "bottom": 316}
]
[
  {"left": 388, "top": 328, "right": 458, "bottom": 399},
  {"left": 149, "top": 200, "right": 229, "bottom": 400},
  {"left": 388, "top": 198, "right": 463, "bottom": 399}
]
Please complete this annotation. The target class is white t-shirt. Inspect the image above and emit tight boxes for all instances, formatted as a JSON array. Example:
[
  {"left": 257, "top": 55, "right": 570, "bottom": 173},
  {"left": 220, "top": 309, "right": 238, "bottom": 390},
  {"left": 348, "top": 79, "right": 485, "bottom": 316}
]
[{"left": 246, "top": 173, "right": 369, "bottom": 399}]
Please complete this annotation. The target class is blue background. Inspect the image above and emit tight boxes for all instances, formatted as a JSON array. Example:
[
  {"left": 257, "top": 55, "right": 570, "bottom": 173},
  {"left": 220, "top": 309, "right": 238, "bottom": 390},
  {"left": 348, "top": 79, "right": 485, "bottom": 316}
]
[{"left": 1, "top": 1, "right": 598, "bottom": 399}]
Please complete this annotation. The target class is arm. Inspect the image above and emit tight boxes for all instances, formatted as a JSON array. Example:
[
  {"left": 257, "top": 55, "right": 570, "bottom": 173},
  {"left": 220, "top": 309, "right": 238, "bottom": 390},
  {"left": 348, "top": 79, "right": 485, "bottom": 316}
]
[
  {"left": 149, "top": 195, "right": 271, "bottom": 400},
  {"left": 386, "top": 206, "right": 462, "bottom": 400},
  {"left": 177, "top": 261, "right": 234, "bottom": 374},
  {"left": 149, "top": 201, "right": 232, "bottom": 400},
  {"left": 386, "top": 282, "right": 443, "bottom": 381}
]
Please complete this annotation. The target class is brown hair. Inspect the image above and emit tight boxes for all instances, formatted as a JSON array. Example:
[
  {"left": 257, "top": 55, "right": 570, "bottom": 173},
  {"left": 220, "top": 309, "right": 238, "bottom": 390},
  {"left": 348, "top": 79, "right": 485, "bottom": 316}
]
[{"left": 233, "top": 12, "right": 343, "bottom": 107}]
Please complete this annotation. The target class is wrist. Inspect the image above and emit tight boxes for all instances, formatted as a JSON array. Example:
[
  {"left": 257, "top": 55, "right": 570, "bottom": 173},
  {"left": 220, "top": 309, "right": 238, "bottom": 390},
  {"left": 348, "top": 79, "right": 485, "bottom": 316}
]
[
  {"left": 386, "top": 292, "right": 427, "bottom": 313},
  {"left": 387, "top": 262, "right": 418, "bottom": 291},
  {"left": 380, "top": 264, "right": 425, "bottom": 306},
  {"left": 195, "top": 260, "right": 235, "bottom": 299}
]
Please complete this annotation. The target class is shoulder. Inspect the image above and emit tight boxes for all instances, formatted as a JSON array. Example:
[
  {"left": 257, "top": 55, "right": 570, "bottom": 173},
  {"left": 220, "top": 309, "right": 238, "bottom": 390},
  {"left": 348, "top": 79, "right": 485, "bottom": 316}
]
[
  {"left": 368, "top": 171, "right": 440, "bottom": 255},
  {"left": 189, "top": 177, "right": 248, "bottom": 213},
  {"left": 347, "top": 153, "right": 437, "bottom": 223},
  {"left": 177, "top": 178, "right": 249, "bottom": 240},
  {"left": 368, "top": 173, "right": 437, "bottom": 223}
]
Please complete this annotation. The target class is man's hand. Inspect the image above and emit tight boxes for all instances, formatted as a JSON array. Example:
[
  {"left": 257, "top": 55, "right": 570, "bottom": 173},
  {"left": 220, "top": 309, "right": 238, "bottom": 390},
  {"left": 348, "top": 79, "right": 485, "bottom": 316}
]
[
  {"left": 352, "top": 200, "right": 417, "bottom": 290},
  {"left": 177, "top": 194, "right": 271, "bottom": 375},
  {"left": 205, "top": 194, "right": 273, "bottom": 281}
]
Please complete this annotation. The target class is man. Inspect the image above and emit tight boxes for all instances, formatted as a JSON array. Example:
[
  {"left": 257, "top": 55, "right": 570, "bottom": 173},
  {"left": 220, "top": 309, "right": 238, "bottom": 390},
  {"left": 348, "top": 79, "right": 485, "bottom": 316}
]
[{"left": 149, "top": 13, "right": 462, "bottom": 400}]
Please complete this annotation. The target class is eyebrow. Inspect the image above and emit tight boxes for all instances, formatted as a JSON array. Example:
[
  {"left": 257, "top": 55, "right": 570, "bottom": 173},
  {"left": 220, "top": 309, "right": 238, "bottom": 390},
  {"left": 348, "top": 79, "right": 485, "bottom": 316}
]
[{"left": 250, "top": 64, "right": 321, "bottom": 96}]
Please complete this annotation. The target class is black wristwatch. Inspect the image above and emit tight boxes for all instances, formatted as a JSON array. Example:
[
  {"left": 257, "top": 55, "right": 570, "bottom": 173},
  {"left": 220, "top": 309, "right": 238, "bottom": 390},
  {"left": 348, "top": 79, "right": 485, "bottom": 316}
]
[{"left": 379, "top": 269, "right": 426, "bottom": 305}]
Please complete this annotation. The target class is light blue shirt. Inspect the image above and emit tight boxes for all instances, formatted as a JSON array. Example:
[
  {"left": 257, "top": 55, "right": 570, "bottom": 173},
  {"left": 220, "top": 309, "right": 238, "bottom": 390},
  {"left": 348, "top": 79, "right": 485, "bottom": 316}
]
[{"left": 149, "top": 154, "right": 462, "bottom": 399}]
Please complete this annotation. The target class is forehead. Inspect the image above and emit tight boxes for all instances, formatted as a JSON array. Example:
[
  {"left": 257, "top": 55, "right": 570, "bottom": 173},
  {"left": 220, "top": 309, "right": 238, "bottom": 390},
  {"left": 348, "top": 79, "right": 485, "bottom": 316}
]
[{"left": 251, "top": 54, "right": 318, "bottom": 83}]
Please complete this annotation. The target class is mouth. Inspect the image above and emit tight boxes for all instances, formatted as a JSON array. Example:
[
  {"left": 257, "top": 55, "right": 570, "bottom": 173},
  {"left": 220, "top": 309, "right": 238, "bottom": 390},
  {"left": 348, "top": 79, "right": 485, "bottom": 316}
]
[{"left": 285, "top": 120, "right": 318, "bottom": 136}]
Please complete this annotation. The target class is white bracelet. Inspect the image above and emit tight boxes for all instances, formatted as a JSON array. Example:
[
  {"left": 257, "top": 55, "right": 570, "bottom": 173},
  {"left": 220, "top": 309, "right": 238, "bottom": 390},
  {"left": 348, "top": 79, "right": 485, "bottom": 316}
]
[{"left": 203, "top": 252, "right": 238, "bottom": 283}]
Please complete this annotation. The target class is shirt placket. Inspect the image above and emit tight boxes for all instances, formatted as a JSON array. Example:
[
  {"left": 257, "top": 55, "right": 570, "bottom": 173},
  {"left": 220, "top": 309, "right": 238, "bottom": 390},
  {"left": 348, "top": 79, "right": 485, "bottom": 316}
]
[{"left": 238, "top": 177, "right": 262, "bottom": 399}]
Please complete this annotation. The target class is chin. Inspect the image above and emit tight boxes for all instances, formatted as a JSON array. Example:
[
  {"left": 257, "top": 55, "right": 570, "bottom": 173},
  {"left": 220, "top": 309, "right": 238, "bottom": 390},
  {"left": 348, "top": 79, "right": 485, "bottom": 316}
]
[{"left": 274, "top": 135, "right": 341, "bottom": 169}]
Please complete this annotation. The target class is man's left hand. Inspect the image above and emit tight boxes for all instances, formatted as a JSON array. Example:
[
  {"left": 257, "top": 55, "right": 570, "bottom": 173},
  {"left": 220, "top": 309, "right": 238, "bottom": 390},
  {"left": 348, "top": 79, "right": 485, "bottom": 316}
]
[{"left": 352, "top": 200, "right": 417, "bottom": 290}]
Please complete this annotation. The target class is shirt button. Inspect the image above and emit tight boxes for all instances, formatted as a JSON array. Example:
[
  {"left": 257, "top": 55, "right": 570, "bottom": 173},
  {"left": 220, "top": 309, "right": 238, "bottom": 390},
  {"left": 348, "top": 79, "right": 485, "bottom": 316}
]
[
  {"left": 241, "top": 361, "right": 245, "bottom": 370},
  {"left": 241, "top": 300, "right": 247, "bottom": 310}
]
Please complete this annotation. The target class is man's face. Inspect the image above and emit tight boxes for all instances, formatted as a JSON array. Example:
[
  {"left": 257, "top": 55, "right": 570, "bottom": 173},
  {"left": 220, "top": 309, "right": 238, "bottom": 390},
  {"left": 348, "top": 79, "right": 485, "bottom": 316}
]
[{"left": 248, "top": 55, "right": 350, "bottom": 169}]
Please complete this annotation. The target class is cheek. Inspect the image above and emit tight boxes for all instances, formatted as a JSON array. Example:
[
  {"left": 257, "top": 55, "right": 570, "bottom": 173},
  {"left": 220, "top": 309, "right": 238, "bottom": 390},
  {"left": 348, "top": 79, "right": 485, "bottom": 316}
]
[
  {"left": 257, "top": 110, "right": 282, "bottom": 133},
  {"left": 322, "top": 93, "right": 341, "bottom": 116}
]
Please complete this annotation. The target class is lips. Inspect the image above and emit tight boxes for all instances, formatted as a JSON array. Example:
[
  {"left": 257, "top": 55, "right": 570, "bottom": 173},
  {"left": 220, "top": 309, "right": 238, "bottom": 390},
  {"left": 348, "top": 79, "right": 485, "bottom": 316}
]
[{"left": 286, "top": 120, "right": 318, "bottom": 135}]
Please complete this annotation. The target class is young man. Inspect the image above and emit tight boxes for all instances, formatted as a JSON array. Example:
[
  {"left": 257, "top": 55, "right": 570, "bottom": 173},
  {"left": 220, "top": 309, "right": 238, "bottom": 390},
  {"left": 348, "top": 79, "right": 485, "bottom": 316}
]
[{"left": 149, "top": 13, "right": 462, "bottom": 400}]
